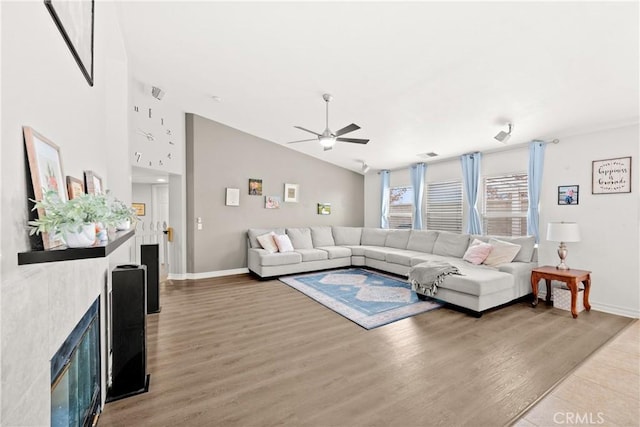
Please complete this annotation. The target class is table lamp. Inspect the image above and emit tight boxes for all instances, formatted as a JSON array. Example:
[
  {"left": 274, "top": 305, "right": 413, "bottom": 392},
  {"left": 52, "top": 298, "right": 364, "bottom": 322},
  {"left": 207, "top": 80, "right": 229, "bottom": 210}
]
[{"left": 546, "top": 222, "right": 581, "bottom": 270}]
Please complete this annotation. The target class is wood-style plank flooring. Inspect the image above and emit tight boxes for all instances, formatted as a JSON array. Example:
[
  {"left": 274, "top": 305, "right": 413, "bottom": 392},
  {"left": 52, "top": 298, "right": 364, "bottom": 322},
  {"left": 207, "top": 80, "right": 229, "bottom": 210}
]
[{"left": 98, "top": 274, "right": 633, "bottom": 427}]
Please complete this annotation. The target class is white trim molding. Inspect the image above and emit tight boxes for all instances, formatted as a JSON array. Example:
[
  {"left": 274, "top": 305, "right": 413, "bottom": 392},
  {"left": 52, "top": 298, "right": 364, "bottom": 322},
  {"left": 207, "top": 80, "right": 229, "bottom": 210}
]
[{"left": 171, "top": 268, "right": 250, "bottom": 281}]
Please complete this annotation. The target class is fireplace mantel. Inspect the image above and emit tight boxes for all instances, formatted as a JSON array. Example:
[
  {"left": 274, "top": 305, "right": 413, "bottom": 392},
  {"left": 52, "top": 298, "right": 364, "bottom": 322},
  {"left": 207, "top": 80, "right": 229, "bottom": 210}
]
[{"left": 17, "top": 229, "right": 135, "bottom": 265}]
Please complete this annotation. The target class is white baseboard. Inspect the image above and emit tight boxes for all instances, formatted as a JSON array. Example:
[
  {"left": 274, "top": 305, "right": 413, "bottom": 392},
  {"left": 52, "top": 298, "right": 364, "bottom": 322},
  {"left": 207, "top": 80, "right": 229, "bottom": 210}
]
[
  {"left": 537, "top": 290, "right": 639, "bottom": 319},
  {"left": 170, "top": 268, "right": 250, "bottom": 281}
]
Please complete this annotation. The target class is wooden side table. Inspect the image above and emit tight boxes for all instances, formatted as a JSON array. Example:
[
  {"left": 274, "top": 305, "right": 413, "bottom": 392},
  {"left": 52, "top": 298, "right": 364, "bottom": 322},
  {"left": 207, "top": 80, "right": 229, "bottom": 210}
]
[{"left": 531, "top": 266, "right": 591, "bottom": 318}]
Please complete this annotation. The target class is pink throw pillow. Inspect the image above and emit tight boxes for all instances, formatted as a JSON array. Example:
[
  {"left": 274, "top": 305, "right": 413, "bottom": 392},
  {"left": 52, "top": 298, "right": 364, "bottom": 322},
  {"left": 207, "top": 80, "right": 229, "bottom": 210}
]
[
  {"left": 463, "top": 239, "right": 493, "bottom": 265},
  {"left": 273, "top": 234, "right": 294, "bottom": 253}
]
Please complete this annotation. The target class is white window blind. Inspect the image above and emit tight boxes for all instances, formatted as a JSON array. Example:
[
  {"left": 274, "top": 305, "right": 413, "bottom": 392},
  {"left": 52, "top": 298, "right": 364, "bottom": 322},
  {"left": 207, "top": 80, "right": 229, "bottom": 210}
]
[
  {"left": 425, "top": 180, "right": 463, "bottom": 233},
  {"left": 388, "top": 186, "right": 413, "bottom": 229},
  {"left": 482, "top": 173, "right": 529, "bottom": 236}
]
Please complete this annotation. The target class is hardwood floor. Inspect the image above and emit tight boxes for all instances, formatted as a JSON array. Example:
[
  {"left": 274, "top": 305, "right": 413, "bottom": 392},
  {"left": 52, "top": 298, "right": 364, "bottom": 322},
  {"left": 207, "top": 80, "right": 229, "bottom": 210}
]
[{"left": 98, "top": 274, "right": 633, "bottom": 427}]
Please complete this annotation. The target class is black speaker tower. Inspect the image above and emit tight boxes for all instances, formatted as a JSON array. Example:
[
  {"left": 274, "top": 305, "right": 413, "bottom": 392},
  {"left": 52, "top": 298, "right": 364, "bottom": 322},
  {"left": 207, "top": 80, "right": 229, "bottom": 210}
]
[
  {"left": 107, "top": 265, "right": 150, "bottom": 402},
  {"left": 141, "top": 244, "right": 161, "bottom": 313}
]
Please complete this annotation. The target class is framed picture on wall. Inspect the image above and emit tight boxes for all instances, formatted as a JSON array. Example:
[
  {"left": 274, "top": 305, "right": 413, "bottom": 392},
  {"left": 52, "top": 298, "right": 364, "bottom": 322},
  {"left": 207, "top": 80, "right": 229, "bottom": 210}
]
[
  {"left": 317, "top": 203, "right": 331, "bottom": 215},
  {"left": 225, "top": 188, "right": 240, "bottom": 206},
  {"left": 45, "top": 0, "right": 95, "bottom": 86},
  {"left": 284, "top": 183, "right": 299, "bottom": 202},
  {"left": 132, "top": 203, "right": 145, "bottom": 216},
  {"left": 23, "top": 126, "right": 68, "bottom": 249},
  {"left": 592, "top": 156, "right": 631, "bottom": 194},
  {"left": 558, "top": 185, "right": 579, "bottom": 205},
  {"left": 265, "top": 195, "right": 281, "bottom": 209},
  {"left": 249, "top": 178, "right": 262, "bottom": 195}
]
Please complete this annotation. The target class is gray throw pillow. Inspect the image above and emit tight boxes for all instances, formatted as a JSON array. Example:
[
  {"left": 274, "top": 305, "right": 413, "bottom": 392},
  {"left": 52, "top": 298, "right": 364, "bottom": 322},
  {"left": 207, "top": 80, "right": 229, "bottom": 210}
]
[
  {"left": 332, "top": 227, "right": 362, "bottom": 246},
  {"left": 385, "top": 230, "right": 411, "bottom": 249},
  {"left": 406, "top": 230, "right": 439, "bottom": 253},
  {"left": 360, "top": 228, "right": 389, "bottom": 246},
  {"left": 310, "top": 226, "right": 335, "bottom": 247},
  {"left": 286, "top": 227, "right": 314, "bottom": 249},
  {"left": 432, "top": 231, "right": 470, "bottom": 258}
]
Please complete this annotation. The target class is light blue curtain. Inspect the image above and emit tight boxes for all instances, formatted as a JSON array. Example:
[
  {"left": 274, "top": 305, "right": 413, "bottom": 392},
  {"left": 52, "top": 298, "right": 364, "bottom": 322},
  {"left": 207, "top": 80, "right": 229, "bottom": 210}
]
[
  {"left": 460, "top": 152, "right": 482, "bottom": 234},
  {"left": 410, "top": 163, "right": 426, "bottom": 229},
  {"left": 380, "top": 170, "right": 390, "bottom": 228},
  {"left": 527, "top": 140, "right": 547, "bottom": 242}
]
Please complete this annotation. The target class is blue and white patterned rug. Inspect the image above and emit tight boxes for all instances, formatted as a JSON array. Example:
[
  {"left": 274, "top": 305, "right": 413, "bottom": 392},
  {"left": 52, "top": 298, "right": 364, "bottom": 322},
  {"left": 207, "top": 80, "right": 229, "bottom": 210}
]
[{"left": 279, "top": 268, "right": 442, "bottom": 329}]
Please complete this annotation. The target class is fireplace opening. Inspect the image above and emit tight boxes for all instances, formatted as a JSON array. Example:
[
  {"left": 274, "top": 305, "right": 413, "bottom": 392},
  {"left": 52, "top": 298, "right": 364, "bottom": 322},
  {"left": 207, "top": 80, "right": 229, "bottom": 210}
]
[{"left": 51, "top": 298, "right": 101, "bottom": 427}]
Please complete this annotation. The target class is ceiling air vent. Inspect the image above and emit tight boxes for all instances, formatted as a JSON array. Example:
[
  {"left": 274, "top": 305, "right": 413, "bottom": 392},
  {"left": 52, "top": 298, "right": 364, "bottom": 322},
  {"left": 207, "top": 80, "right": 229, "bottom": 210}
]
[{"left": 418, "top": 152, "right": 438, "bottom": 159}]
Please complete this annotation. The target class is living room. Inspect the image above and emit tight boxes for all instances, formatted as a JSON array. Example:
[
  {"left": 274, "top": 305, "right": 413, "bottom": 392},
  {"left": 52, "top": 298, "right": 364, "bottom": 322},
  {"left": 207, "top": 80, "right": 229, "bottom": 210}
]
[{"left": 1, "top": 1, "right": 638, "bottom": 426}]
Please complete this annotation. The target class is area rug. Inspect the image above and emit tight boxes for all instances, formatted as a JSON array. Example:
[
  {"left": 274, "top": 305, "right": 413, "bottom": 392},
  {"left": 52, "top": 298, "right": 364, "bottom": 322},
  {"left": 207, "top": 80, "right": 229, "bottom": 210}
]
[{"left": 279, "top": 268, "right": 441, "bottom": 329}]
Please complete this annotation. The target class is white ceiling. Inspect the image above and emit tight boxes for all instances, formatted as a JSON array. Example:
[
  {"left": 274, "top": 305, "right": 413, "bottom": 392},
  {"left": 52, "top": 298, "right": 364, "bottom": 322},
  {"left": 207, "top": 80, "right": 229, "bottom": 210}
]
[{"left": 117, "top": 1, "right": 639, "bottom": 174}]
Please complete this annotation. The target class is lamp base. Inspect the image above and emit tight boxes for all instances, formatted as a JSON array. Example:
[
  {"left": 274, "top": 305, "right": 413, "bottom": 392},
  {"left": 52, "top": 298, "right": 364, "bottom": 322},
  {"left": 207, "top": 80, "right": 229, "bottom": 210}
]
[{"left": 556, "top": 242, "right": 569, "bottom": 270}]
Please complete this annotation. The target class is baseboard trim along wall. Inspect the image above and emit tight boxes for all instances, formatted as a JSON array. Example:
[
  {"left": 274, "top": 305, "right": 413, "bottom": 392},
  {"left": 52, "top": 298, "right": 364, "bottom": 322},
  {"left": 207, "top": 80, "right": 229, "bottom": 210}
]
[
  {"left": 537, "top": 290, "right": 639, "bottom": 319},
  {"left": 170, "top": 268, "right": 251, "bottom": 281}
]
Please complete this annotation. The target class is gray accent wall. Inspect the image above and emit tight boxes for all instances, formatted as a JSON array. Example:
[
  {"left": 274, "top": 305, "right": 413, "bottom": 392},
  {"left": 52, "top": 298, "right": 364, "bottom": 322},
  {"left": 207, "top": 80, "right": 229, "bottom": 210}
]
[{"left": 186, "top": 113, "right": 365, "bottom": 274}]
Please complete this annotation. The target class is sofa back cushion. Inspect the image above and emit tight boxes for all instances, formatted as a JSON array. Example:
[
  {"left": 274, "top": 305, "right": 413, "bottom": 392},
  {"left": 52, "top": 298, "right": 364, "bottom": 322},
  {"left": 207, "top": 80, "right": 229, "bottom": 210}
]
[
  {"left": 484, "top": 238, "right": 521, "bottom": 267},
  {"left": 310, "top": 226, "right": 335, "bottom": 247},
  {"left": 432, "top": 231, "right": 470, "bottom": 258},
  {"left": 248, "top": 228, "right": 285, "bottom": 248},
  {"left": 360, "top": 228, "right": 389, "bottom": 246},
  {"left": 385, "top": 230, "right": 411, "bottom": 249},
  {"left": 472, "top": 234, "right": 536, "bottom": 262},
  {"left": 286, "top": 227, "right": 314, "bottom": 249},
  {"left": 332, "top": 227, "right": 362, "bottom": 246},
  {"left": 406, "top": 230, "right": 439, "bottom": 253}
]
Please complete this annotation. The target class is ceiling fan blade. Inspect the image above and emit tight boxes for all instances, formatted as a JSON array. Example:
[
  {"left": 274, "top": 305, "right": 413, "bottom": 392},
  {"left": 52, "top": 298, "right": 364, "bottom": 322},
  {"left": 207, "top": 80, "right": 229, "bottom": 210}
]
[
  {"left": 323, "top": 146, "right": 333, "bottom": 152},
  {"left": 286, "top": 138, "right": 317, "bottom": 144},
  {"left": 336, "top": 137, "right": 369, "bottom": 144},
  {"left": 294, "top": 126, "right": 322, "bottom": 136},
  {"left": 334, "top": 123, "right": 360, "bottom": 137}
]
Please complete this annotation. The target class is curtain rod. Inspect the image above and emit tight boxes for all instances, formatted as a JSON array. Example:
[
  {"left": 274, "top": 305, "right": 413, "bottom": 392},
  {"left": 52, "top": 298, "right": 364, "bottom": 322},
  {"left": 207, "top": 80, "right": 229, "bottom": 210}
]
[{"left": 377, "top": 138, "right": 560, "bottom": 173}]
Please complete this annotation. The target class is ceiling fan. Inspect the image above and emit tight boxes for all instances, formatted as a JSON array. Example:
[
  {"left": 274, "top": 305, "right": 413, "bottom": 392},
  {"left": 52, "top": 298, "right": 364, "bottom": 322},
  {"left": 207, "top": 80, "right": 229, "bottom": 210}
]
[{"left": 287, "top": 94, "right": 369, "bottom": 151}]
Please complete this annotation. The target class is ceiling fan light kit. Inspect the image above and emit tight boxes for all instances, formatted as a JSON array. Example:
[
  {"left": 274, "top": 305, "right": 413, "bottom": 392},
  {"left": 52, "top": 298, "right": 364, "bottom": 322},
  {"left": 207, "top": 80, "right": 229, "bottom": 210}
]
[
  {"left": 494, "top": 123, "right": 513, "bottom": 143},
  {"left": 287, "top": 93, "right": 369, "bottom": 151}
]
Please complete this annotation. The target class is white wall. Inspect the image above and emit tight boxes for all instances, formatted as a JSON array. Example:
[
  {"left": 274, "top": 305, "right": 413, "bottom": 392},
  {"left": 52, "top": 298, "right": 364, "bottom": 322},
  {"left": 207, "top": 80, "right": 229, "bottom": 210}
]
[
  {"left": 0, "top": 2, "right": 130, "bottom": 424},
  {"left": 364, "top": 125, "right": 639, "bottom": 317}
]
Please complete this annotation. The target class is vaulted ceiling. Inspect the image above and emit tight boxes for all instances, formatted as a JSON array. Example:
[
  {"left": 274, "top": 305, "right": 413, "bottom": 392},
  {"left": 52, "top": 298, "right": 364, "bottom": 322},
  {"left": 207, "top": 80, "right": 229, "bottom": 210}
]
[{"left": 117, "top": 1, "right": 639, "bottom": 174}]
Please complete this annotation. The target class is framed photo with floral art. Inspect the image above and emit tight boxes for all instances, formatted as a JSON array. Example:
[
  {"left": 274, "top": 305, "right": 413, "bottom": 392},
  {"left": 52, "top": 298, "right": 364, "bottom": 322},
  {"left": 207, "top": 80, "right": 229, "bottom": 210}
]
[
  {"left": 66, "top": 176, "right": 85, "bottom": 200},
  {"left": 284, "top": 183, "right": 299, "bottom": 202}
]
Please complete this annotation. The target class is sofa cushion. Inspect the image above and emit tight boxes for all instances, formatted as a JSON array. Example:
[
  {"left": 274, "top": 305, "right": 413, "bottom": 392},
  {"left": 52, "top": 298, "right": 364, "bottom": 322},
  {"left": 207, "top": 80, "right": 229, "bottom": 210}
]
[
  {"left": 385, "top": 250, "right": 427, "bottom": 266},
  {"left": 483, "top": 238, "right": 521, "bottom": 267},
  {"left": 258, "top": 251, "right": 302, "bottom": 266},
  {"left": 438, "top": 263, "right": 514, "bottom": 296},
  {"left": 406, "top": 230, "right": 439, "bottom": 253},
  {"left": 463, "top": 239, "right": 493, "bottom": 265},
  {"left": 432, "top": 232, "right": 470, "bottom": 258},
  {"left": 317, "top": 246, "right": 352, "bottom": 259},
  {"left": 364, "top": 247, "right": 400, "bottom": 261},
  {"left": 286, "top": 227, "right": 314, "bottom": 249},
  {"left": 256, "top": 232, "right": 279, "bottom": 253},
  {"left": 344, "top": 245, "right": 370, "bottom": 256},
  {"left": 248, "top": 228, "right": 285, "bottom": 248},
  {"left": 472, "top": 234, "right": 536, "bottom": 263},
  {"left": 332, "top": 226, "right": 362, "bottom": 246},
  {"left": 311, "top": 226, "right": 335, "bottom": 247},
  {"left": 296, "top": 249, "right": 329, "bottom": 262},
  {"left": 385, "top": 229, "right": 411, "bottom": 249},
  {"left": 361, "top": 228, "right": 389, "bottom": 246},
  {"left": 273, "top": 234, "right": 294, "bottom": 253}
]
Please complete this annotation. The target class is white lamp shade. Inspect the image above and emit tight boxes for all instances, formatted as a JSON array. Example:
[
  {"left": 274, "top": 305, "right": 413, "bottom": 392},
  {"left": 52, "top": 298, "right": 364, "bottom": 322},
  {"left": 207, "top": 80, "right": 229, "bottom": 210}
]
[{"left": 546, "top": 222, "right": 581, "bottom": 242}]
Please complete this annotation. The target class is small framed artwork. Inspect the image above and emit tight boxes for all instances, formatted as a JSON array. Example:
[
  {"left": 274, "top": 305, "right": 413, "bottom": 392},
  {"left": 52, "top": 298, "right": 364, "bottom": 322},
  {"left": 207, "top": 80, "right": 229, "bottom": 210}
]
[
  {"left": 592, "top": 156, "right": 631, "bottom": 194},
  {"left": 23, "top": 126, "right": 68, "bottom": 249},
  {"left": 249, "top": 178, "right": 263, "bottom": 195},
  {"left": 284, "top": 183, "right": 299, "bottom": 202},
  {"left": 558, "top": 185, "right": 579, "bottom": 205},
  {"left": 83, "top": 170, "right": 103, "bottom": 195},
  {"left": 66, "top": 176, "right": 85, "bottom": 200},
  {"left": 265, "top": 195, "right": 281, "bottom": 209},
  {"left": 317, "top": 203, "right": 331, "bottom": 215},
  {"left": 225, "top": 188, "right": 240, "bottom": 206},
  {"left": 45, "top": 0, "right": 95, "bottom": 86},
  {"left": 132, "top": 203, "right": 146, "bottom": 216}
]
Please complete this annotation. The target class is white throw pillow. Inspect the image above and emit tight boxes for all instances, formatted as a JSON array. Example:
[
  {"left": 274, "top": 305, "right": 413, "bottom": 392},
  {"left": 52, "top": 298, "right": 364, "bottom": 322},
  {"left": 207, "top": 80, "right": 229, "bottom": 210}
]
[
  {"left": 256, "top": 232, "right": 279, "bottom": 254},
  {"left": 463, "top": 239, "right": 493, "bottom": 265},
  {"left": 273, "top": 234, "right": 294, "bottom": 253},
  {"left": 483, "top": 238, "right": 521, "bottom": 267}
]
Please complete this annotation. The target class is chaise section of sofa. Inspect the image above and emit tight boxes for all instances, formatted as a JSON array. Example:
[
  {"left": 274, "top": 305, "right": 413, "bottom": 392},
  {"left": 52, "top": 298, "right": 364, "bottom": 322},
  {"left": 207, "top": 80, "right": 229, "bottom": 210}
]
[{"left": 247, "top": 226, "right": 537, "bottom": 316}]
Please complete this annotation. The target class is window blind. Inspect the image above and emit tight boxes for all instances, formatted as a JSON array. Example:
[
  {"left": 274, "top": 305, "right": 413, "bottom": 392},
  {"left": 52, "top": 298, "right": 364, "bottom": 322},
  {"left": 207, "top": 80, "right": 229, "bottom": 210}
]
[
  {"left": 388, "top": 186, "right": 413, "bottom": 229},
  {"left": 425, "top": 180, "right": 463, "bottom": 233},
  {"left": 482, "top": 173, "right": 529, "bottom": 236}
]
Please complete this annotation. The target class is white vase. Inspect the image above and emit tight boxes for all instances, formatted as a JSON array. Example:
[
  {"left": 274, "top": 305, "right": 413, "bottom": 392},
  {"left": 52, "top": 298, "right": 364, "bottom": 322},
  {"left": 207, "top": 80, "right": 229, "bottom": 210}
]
[
  {"left": 116, "top": 219, "right": 131, "bottom": 231},
  {"left": 63, "top": 224, "right": 97, "bottom": 248}
]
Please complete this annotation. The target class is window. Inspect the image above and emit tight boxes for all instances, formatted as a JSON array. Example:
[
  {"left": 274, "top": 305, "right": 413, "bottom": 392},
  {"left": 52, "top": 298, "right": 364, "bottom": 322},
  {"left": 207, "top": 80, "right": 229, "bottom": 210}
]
[
  {"left": 425, "top": 180, "right": 463, "bottom": 233},
  {"left": 388, "top": 186, "right": 413, "bottom": 229},
  {"left": 482, "top": 173, "right": 528, "bottom": 236}
]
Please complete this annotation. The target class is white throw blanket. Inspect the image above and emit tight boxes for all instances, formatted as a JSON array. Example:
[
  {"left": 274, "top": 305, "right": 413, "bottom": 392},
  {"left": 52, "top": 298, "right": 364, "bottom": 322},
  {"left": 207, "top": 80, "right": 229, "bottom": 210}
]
[{"left": 409, "top": 260, "right": 461, "bottom": 297}]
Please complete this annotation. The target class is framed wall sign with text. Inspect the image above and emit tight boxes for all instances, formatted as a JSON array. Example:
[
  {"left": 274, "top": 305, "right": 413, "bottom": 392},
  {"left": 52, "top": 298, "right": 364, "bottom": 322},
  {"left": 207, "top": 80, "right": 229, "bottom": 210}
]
[{"left": 592, "top": 156, "right": 631, "bottom": 194}]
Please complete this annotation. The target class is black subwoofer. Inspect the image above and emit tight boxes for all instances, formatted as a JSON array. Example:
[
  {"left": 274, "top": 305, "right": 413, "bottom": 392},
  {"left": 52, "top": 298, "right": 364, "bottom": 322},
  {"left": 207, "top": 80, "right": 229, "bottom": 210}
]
[{"left": 108, "top": 264, "right": 149, "bottom": 401}]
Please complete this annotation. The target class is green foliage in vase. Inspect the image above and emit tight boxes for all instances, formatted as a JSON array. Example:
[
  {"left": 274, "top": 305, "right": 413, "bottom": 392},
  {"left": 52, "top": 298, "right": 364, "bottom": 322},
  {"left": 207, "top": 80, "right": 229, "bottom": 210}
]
[
  {"left": 105, "top": 191, "right": 139, "bottom": 226},
  {"left": 29, "top": 191, "right": 111, "bottom": 235}
]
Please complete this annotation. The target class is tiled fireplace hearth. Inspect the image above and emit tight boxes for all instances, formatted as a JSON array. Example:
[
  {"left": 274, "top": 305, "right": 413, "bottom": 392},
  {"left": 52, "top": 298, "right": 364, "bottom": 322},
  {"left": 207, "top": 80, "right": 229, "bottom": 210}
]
[{"left": 51, "top": 298, "right": 101, "bottom": 427}]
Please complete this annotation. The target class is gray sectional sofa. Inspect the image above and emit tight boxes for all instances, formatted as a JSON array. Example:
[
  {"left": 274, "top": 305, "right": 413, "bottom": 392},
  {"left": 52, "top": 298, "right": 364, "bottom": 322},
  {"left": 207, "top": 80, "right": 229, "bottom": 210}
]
[{"left": 247, "top": 226, "right": 537, "bottom": 316}]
